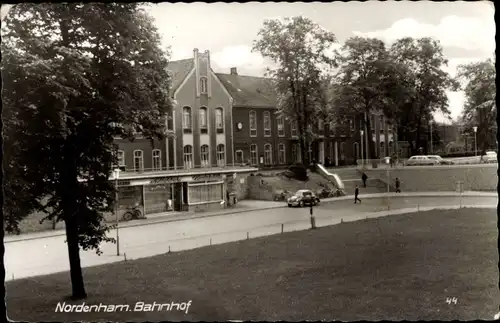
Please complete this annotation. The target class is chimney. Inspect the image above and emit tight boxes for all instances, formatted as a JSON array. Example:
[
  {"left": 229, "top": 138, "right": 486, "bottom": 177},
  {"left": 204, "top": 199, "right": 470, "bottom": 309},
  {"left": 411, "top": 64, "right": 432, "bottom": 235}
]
[
  {"left": 193, "top": 48, "right": 199, "bottom": 59},
  {"left": 204, "top": 49, "right": 210, "bottom": 67},
  {"left": 230, "top": 67, "right": 238, "bottom": 75}
]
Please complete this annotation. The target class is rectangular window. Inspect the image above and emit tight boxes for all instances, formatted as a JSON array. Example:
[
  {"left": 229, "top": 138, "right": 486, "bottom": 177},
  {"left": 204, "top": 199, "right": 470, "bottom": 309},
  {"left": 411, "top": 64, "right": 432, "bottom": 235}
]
[
  {"left": 152, "top": 149, "right": 162, "bottom": 171},
  {"left": 217, "top": 144, "right": 225, "bottom": 167},
  {"left": 291, "top": 121, "right": 298, "bottom": 137},
  {"left": 250, "top": 144, "right": 258, "bottom": 166},
  {"left": 264, "top": 111, "right": 271, "bottom": 137},
  {"left": 249, "top": 111, "right": 257, "bottom": 137},
  {"left": 188, "top": 183, "right": 223, "bottom": 204},
  {"left": 277, "top": 117, "right": 285, "bottom": 137},
  {"left": 216, "top": 108, "right": 224, "bottom": 133},
  {"left": 200, "top": 107, "right": 208, "bottom": 134},
  {"left": 264, "top": 144, "right": 272, "bottom": 165},
  {"left": 235, "top": 150, "right": 244, "bottom": 164},
  {"left": 133, "top": 150, "right": 144, "bottom": 172},
  {"left": 278, "top": 144, "right": 286, "bottom": 164},
  {"left": 117, "top": 150, "right": 125, "bottom": 167}
]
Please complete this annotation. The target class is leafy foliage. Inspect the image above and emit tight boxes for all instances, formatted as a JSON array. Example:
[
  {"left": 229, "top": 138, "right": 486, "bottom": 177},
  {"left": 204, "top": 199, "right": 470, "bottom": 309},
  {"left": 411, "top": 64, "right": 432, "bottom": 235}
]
[
  {"left": 2, "top": 3, "right": 172, "bottom": 298},
  {"left": 252, "top": 16, "right": 338, "bottom": 165}
]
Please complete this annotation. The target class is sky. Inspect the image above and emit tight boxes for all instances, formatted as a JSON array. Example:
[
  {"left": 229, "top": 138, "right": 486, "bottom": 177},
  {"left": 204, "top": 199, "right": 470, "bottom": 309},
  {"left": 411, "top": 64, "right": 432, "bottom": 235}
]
[
  {"left": 1, "top": 2, "right": 495, "bottom": 123},
  {"left": 144, "top": 1, "right": 495, "bottom": 124}
]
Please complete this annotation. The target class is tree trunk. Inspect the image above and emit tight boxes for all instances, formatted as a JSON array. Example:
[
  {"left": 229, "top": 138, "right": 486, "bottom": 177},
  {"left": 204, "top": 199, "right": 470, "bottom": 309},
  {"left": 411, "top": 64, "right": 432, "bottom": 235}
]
[
  {"left": 364, "top": 111, "right": 376, "bottom": 167},
  {"left": 64, "top": 215, "right": 87, "bottom": 299}
]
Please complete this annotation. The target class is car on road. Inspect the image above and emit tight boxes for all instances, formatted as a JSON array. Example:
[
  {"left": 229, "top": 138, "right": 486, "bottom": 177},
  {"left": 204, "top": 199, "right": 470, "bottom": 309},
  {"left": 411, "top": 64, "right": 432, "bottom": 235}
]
[
  {"left": 426, "top": 155, "right": 454, "bottom": 165},
  {"left": 405, "top": 155, "right": 439, "bottom": 166},
  {"left": 287, "top": 189, "right": 320, "bottom": 207},
  {"left": 481, "top": 151, "right": 497, "bottom": 163}
]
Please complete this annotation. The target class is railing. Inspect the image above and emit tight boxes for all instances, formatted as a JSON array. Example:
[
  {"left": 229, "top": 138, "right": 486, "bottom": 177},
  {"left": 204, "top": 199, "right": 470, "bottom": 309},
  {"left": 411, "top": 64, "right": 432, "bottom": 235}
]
[{"left": 115, "top": 163, "right": 256, "bottom": 175}]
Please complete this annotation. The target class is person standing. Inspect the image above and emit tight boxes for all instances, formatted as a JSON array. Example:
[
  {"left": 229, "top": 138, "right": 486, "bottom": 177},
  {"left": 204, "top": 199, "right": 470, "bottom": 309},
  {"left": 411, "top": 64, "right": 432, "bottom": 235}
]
[
  {"left": 310, "top": 204, "right": 313, "bottom": 217},
  {"left": 361, "top": 172, "right": 368, "bottom": 188},
  {"left": 395, "top": 177, "right": 401, "bottom": 193},
  {"left": 354, "top": 185, "right": 361, "bottom": 204}
]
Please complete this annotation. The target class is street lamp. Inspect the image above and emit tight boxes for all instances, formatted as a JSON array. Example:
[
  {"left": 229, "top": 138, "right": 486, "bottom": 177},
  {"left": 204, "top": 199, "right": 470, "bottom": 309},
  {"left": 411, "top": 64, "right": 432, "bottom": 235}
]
[
  {"left": 473, "top": 126, "right": 478, "bottom": 156},
  {"left": 360, "top": 130, "right": 364, "bottom": 167},
  {"left": 113, "top": 168, "right": 121, "bottom": 256},
  {"left": 385, "top": 156, "right": 391, "bottom": 210}
]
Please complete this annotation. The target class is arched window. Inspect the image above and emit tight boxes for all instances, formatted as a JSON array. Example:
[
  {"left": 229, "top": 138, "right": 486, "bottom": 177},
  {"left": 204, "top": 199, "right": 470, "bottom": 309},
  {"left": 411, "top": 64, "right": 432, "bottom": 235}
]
[
  {"left": 183, "top": 145, "right": 193, "bottom": 169},
  {"left": 216, "top": 107, "right": 224, "bottom": 133},
  {"left": 278, "top": 143, "right": 286, "bottom": 164},
  {"left": 264, "top": 143, "right": 272, "bottom": 165},
  {"left": 200, "top": 145, "right": 210, "bottom": 167},
  {"left": 133, "top": 150, "right": 144, "bottom": 172},
  {"left": 200, "top": 77, "right": 208, "bottom": 94},
  {"left": 216, "top": 144, "right": 225, "bottom": 167},
  {"left": 183, "top": 106, "right": 192, "bottom": 131},
  {"left": 152, "top": 149, "right": 162, "bottom": 171},
  {"left": 249, "top": 110, "right": 257, "bottom": 137},
  {"left": 263, "top": 111, "right": 271, "bottom": 136},
  {"left": 199, "top": 107, "right": 208, "bottom": 133},
  {"left": 250, "top": 144, "right": 258, "bottom": 165}
]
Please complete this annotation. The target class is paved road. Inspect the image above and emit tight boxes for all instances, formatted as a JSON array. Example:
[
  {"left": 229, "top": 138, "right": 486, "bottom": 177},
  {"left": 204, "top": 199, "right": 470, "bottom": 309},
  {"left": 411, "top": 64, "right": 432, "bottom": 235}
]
[{"left": 5, "top": 195, "right": 496, "bottom": 281}]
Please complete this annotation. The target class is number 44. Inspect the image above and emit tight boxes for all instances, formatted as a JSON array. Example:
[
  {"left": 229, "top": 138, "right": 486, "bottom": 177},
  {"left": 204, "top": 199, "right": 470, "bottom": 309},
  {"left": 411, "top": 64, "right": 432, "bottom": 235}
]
[{"left": 446, "top": 297, "right": 458, "bottom": 304}]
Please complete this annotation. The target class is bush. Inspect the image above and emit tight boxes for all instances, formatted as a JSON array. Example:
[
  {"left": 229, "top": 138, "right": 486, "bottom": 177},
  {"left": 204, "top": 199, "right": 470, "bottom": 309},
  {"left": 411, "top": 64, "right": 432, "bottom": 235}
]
[
  {"left": 288, "top": 164, "right": 308, "bottom": 181},
  {"left": 441, "top": 151, "right": 482, "bottom": 158}
]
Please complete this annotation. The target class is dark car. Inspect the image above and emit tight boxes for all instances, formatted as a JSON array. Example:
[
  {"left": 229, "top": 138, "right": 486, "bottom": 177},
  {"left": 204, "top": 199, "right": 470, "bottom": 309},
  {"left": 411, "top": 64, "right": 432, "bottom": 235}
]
[{"left": 287, "top": 189, "right": 320, "bottom": 207}]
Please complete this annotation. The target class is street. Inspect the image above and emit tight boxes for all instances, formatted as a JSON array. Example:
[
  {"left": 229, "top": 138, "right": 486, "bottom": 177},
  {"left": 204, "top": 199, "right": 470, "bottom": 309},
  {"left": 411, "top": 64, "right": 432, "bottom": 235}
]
[{"left": 5, "top": 195, "right": 496, "bottom": 281}]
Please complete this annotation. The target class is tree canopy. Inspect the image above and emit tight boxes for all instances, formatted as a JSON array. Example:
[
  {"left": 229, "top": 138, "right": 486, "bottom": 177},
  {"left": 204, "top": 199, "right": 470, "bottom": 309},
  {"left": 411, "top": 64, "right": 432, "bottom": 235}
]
[{"left": 2, "top": 3, "right": 172, "bottom": 299}]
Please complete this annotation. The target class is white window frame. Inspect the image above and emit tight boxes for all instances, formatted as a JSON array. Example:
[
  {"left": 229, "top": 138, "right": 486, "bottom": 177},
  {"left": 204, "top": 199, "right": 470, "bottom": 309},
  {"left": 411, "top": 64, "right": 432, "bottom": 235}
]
[
  {"left": 152, "top": 149, "right": 162, "bottom": 171},
  {"left": 183, "top": 145, "right": 193, "bottom": 169},
  {"left": 117, "top": 150, "right": 125, "bottom": 167},
  {"left": 277, "top": 117, "right": 285, "bottom": 137},
  {"left": 216, "top": 107, "right": 224, "bottom": 131},
  {"left": 200, "top": 145, "right": 210, "bottom": 167},
  {"left": 199, "top": 107, "right": 208, "bottom": 130},
  {"left": 216, "top": 144, "right": 225, "bottom": 167},
  {"left": 183, "top": 106, "right": 192, "bottom": 129},
  {"left": 278, "top": 144, "right": 286, "bottom": 165},
  {"left": 250, "top": 144, "right": 258, "bottom": 166},
  {"left": 264, "top": 143, "right": 272, "bottom": 165},
  {"left": 133, "top": 150, "right": 144, "bottom": 172},
  {"left": 263, "top": 111, "right": 271, "bottom": 137},
  {"left": 235, "top": 150, "right": 244, "bottom": 165},
  {"left": 291, "top": 121, "right": 298, "bottom": 137},
  {"left": 249, "top": 110, "right": 257, "bottom": 137},
  {"left": 200, "top": 77, "right": 208, "bottom": 94}
]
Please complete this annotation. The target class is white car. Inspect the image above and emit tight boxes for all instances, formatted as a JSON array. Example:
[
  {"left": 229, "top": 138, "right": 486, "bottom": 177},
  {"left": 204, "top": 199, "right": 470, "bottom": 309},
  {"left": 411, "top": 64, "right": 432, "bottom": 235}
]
[
  {"left": 482, "top": 151, "right": 497, "bottom": 163},
  {"left": 426, "top": 155, "right": 454, "bottom": 165},
  {"left": 405, "top": 155, "right": 439, "bottom": 166}
]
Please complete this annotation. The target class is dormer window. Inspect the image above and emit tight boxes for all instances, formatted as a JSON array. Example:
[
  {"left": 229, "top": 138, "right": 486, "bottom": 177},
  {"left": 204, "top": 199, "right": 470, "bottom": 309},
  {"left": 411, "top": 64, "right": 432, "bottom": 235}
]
[{"left": 200, "top": 77, "right": 208, "bottom": 94}]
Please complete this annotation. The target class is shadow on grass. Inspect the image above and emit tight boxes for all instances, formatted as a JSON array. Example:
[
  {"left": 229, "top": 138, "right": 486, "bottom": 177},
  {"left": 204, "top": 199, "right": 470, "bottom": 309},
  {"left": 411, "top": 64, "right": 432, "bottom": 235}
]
[{"left": 6, "top": 208, "right": 498, "bottom": 321}]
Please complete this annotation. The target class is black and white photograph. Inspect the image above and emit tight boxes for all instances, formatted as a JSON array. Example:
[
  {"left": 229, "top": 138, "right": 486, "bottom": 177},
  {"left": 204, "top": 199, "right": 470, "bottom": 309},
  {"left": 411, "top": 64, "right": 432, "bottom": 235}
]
[{"left": 1, "top": 1, "right": 497, "bottom": 321}]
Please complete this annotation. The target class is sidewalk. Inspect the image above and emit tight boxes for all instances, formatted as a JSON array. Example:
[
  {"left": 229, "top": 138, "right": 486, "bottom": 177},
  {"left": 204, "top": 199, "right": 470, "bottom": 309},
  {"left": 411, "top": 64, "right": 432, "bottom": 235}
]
[{"left": 4, "top": 191, "right": 496, "bottom": 243}]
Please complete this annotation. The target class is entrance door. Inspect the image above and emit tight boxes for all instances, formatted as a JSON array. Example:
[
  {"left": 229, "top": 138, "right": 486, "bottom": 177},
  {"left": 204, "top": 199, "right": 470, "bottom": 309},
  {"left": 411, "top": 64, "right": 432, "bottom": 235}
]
[{"left": 173, "top": 182, "right": 183, "bottom": 211}]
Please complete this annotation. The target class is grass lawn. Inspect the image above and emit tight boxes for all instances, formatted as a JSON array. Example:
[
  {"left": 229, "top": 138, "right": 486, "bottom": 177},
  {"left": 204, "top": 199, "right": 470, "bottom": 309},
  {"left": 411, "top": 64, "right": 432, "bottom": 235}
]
[{"left": 6, "top": 208, "right": 498, "bottom": 321}]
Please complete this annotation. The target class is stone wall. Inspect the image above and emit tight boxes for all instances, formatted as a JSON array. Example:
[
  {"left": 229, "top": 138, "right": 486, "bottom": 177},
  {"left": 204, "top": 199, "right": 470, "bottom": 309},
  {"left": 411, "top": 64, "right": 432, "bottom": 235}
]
[{"left": 365, "top": 164, "right": 498, "bottom": 192}]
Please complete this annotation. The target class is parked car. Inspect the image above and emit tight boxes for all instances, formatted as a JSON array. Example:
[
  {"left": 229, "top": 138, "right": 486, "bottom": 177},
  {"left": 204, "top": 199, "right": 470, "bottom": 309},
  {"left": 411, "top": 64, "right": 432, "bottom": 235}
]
[
  {"left": 481, "top": 151, "right": 498, "bottom": 163},
  {"left": 287, "top": 189, "right": 320, "bottom": 207},
  {"left": 405, "top": 155, "right": 439, "bottom": 166},
  {"left": 426, "top": 155, "right": 454, "bottom": 165}
]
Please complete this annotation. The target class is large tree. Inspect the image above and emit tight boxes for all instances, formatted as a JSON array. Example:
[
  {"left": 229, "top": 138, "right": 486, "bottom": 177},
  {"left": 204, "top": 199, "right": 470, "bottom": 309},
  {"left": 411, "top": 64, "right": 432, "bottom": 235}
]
[
  {"left": 456, "top": 58, "right": 496, "bottom": 153},
  {"left": 334, "top": 36, "right": 410, "bottom": 163},
  {"left": 390, "top": 37, "right": 458, "bottom": 155},
  {"left": 2, "top": 3, "right": 172, "bottom": 299},
  {"left": 252, "top": 16, "right": 337, "bottom": 165}
]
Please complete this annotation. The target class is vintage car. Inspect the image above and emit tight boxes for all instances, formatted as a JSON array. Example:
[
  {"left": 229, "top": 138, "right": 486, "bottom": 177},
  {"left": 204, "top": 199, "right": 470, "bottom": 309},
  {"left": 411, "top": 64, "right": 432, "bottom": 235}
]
[{"left": 287, "top": 189, "right": 320, "bottom": 207}]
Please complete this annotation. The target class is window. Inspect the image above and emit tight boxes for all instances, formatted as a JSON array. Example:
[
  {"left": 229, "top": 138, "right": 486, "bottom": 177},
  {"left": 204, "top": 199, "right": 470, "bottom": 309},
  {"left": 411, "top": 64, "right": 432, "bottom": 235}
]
[
  {"left": 264, "top": 144, "right": 272, "bottom": 165},
  {"left": 200, "top": 77, "right": 208, "bottom": 94},
  {"left": 188, "top": 183, "right": 223, "bottom": 204},
  {"left": 216, "top": 144, "right": 225, "bottom": 166},
  {"left": 200, "top": 145, "right": 210, "bottom": 167},
  {"left": 117, "top": 150, "right": 125, "bottom": 167},
  {"left": 152, "top": 149, "right": 161, "bottom": 171},
  {"left": 250, "top": 144, "right": 258, "bottom": 166},
  {"left": 183, "top": 106, "right": 192, "bottom": 132},
  {"left": 330, "top": 121, "right": 336, "bottom": 134},
  {"left": 249, "top": 110, "right": 257, "bottom": 137},
  {"left": 263, "top": 111, "right": 271, "bottom": 136},
  {"left": 278, "top": 144, "right": 286, "bottom": 164},
  {"left": 277, "top": 117, "right": 285, "bottom": 137},
  {"left": 291, "top": 144, "right": 297, "bottom": 163},
  {"left": 216, "top": 107, "right": 224, "bottom": 133},
  {"left": 199, "top": 107, "right": 208, "bottom": 134},
  {"left": 183, "top": 145, "right": 193, "bottom": 169},
  {"left": 349, "top": 119, "right": 354, "bottom": 132},
  {"left": 318, "top": 119, "right": 324, "bottom": 131},
  {"left": 133, "top": 150, "right": 144, "bottom": 172},
  {"left": 291, "top": 121, "right": 298, "bottom": 137},
  {"left": 235, "top": 150, "right": 244, "bottom": 164}
]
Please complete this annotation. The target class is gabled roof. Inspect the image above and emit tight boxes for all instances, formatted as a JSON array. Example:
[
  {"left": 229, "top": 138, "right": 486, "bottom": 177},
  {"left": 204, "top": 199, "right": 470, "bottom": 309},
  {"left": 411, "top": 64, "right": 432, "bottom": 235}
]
[
  {"left": 215, "top": 73, "right": 277, "bottom": 108},
  {"left": 167, "top": 58, "right": 194, "bottom": 93}
]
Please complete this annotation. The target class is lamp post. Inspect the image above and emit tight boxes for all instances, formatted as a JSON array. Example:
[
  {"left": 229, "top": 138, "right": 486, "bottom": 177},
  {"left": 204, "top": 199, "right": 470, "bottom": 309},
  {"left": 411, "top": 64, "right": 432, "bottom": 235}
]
[
  {"left": 430, "top": 120, "right": 433, "bottom": 154},
  {"left": 113, "top": 168, "right": 121, "bottom": 256},
  {"left": 385, "top": 156, "right": 391, "bottom": 210},
  {"left": 473, "top": 126, "right": 478, "bottom": 156},
  {"left": 360, "top": 130, "right": 364, "bottom": 167}
]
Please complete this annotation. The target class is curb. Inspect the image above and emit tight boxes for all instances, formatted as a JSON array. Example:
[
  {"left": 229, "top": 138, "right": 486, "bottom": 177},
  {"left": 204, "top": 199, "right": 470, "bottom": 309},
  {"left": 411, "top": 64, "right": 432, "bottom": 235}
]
[{"left": 4, "top": 192, "right": 496, "bottom": 243}]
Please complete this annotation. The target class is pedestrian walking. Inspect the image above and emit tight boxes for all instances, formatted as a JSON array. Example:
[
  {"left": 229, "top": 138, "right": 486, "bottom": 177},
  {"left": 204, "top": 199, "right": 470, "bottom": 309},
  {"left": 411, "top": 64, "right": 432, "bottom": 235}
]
[
  {"left": 395, "top": 177, "right": 401, "bottom": 193},
  {"left": 361, "top": 172, "right": 368, "bottom": 188},
  {"left": 354, "top": 185, "right": 361, "bottom": 204},
  {"left": 310, "top": 205, "right": 313, "bottom": 217}
]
